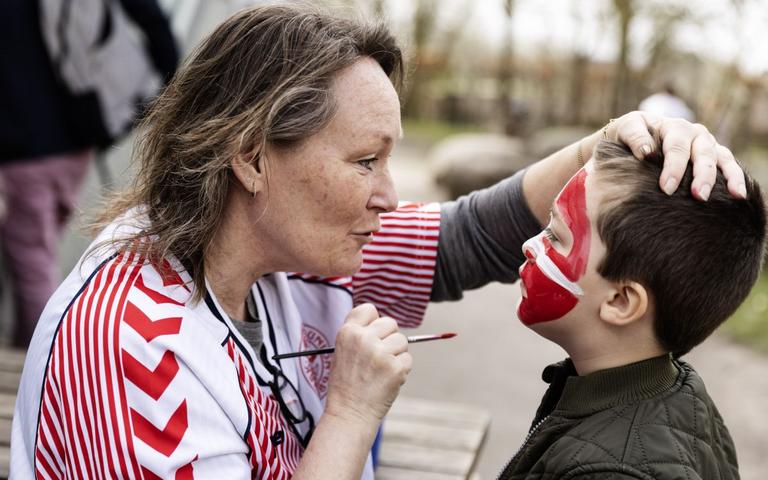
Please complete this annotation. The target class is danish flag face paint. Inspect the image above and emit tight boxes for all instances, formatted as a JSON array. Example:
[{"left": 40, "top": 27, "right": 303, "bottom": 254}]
[{"left": 518, "top": 168, "right": 592, "bottom": 325}]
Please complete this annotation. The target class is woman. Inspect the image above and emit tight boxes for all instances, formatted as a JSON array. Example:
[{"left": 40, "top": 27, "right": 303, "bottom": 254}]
[{"left": 12, "top": 5, "right": 745, "bottom": 480}]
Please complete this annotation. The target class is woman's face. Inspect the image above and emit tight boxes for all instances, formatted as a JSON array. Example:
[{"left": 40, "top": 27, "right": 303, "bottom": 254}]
[{"left": 255, "top": 58, "right": 401, "bottom": 276}]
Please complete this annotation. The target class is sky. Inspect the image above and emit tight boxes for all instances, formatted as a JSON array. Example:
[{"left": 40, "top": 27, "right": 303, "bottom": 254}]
[{"left": 385, "top": 0, "right": 768, "bottom": 76}]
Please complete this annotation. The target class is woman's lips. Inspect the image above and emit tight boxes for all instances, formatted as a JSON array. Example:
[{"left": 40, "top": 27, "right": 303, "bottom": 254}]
[
  {"left": 351, "top": 225, "right": 378, "bottom": 237},
  {"left": 351, "top": 232, "right": 374, "bottom": 243}
]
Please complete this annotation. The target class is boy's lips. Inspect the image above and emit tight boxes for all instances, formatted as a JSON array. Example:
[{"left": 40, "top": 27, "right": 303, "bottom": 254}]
[
  {"left": 517, "top": 253, "right": 579, "bottom": 325},
  {"left": 518, "top": 264, "right": 528, "bottom": 297}
]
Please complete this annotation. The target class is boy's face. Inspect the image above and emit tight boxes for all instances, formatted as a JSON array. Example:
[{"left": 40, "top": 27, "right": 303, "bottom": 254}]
[{"left": 517, "top": 162, "right": 610, "bottom": 328}]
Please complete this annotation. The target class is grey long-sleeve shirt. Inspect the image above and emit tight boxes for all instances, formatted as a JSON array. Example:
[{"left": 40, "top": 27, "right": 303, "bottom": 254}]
[{"left": 431, "top": 168, "right": 542, "bottom": 301}]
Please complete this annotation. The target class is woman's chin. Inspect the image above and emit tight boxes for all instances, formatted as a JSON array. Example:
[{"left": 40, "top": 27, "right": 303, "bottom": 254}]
[
  {"left": 310, "top": 253, "right": 363, "bottom": 278},
  {"left": 336, "top": 256, "right": 364, "bottom": 277}
]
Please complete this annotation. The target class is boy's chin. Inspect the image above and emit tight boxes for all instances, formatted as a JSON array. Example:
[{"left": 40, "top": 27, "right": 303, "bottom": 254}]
[
  {"left": 515, "top": 297, "right": 532, "bottom": 326},
  {"left": 516, "top": 298, "right": 572, "bottom": 341},
  {"left": 517, "top": 296, "right": 568, "bottom": 327}
]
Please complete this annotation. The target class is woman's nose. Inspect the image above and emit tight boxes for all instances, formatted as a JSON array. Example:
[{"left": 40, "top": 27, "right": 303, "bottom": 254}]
[{"left": 368, "top": 168, "right": 398, "bottom": 213}]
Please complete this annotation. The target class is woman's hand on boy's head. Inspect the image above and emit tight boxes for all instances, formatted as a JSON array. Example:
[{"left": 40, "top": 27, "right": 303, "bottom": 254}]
[{"left": 605, "top": 111, "right": 747, "bottom": 201}]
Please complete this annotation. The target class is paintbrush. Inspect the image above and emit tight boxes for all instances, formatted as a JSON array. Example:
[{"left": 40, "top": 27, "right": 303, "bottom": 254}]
[{"left": 272, "top": 332, "right": 457, "bottom": 360}]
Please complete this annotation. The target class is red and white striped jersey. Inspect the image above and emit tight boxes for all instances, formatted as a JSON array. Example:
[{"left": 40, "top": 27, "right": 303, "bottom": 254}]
[{"left": 11, "top": 202, "right": 440, "bottom": 480}]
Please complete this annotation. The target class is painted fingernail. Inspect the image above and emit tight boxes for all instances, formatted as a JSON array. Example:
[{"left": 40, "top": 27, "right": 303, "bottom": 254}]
[
  {"left": 698, "top": 183, "right": 711, "bottom": 201},
  {"left": 663, "top": 177, "right": 677, "bottom": 195},
  {"left": 738, "top": 183, "right": 747, "bottom": 198},
  {"left": 641, "top": 144, "right": 652, "bottom": 157}
]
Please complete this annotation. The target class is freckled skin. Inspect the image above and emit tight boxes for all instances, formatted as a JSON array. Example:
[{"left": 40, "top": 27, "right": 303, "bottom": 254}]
[
  {"left": 252, "top": 58, "right": 401, "bottom": 277},
  {"left": 518, "top": 169, "right": 591, "bottom": 325}
]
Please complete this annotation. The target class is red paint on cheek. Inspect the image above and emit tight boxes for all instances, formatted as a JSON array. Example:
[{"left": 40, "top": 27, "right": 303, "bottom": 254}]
[
  {"left": 549, "top": 169, "right": 591, "bottom": 281},
  {"left": 517, "top": 256, "right": 579, "bottom": 325},
  {"left": 516, "top": 169, "right": 591, "bottom": 325}
]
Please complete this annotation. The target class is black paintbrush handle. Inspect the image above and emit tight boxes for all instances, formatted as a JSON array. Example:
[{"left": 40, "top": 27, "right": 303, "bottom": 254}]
[
  {"left": 272, "top": 333, "right": 455, "bottom": 360},
  {"left": 272, "top": 346, "right": 335, "bottom": 360}
]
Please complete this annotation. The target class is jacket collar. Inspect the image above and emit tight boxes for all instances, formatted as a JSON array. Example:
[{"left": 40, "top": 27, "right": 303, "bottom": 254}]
[{"left": 544, "top": 354, "right": 681, "bottom": 417}]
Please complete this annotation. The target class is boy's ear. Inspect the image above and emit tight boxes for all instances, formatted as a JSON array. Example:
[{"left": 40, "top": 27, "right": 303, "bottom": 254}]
[
  {"left": 599, "top": 281, "right": 649, "bottom": 327},
  {"left": 231, "top": 150, "right": 266, "bottom": 196}
]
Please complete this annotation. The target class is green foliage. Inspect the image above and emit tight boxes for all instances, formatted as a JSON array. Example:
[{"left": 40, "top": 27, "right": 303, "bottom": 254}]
[
  {"left": 724, "top": 273, "right": 768, "bottom": 353},
  {"left": 402, "top": 118, "right": 486, "bottom": 145}
]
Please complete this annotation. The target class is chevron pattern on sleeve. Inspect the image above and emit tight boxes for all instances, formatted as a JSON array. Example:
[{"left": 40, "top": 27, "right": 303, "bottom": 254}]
[{"left": 34, "top": 252, "right": 146, "bottom": 479}]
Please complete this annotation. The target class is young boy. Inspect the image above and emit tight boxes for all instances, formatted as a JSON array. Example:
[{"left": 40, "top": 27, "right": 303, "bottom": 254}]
[{"left": 500, "top": 140, "right": 765, "bottom": 479}]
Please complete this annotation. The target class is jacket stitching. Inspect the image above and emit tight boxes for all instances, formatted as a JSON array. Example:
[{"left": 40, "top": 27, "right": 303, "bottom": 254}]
[
  {"left": 563, "top": 408, "right": 629, "bottom": 468},
  {"left": 663, "top": 398, "right": 693, "bottom": 480},
  {"left": 633, "top": 414, "right": 652, "bottom": 476},
  {"left": 560, "top": 435, "right": 623, "bottom": 463},
  {"left": 621, "top": 405, "right": 642, "bottom": 463},
  {"left": 560, "top": 462, "right": 651, "bottom": 480}
]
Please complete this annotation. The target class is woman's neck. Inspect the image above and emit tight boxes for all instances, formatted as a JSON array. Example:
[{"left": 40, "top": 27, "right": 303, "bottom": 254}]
[
  {"left": 205, "top": 260, "right": 252, "bottom": 322},
  {"left": 204, "top": 196, "right": 270, "bottom": 322}
]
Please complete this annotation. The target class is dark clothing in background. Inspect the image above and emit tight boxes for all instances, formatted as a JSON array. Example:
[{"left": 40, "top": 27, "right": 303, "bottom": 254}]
[
  {"left": 0, "top": 0, "right": 179, "bottom": 162},
  {"left": 0, "top": 0, "right": 178, "bottom": 346}
]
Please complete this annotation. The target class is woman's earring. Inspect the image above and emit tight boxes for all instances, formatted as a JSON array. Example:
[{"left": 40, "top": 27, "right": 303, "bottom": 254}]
[{"left": 252, "top": 179, "right": 257, "bottom": 198}]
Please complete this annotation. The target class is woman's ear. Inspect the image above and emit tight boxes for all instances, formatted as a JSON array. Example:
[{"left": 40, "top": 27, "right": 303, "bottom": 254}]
[
  {"left": 599, "top": 281, "right": 649, "bottom": 327},
  {"left": 231, "top": 150, "right": 266, "bottom": 196}
]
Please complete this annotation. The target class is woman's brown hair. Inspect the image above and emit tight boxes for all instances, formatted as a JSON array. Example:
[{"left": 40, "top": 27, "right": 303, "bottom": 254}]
[{"left": 91, "top": 4, "right": 403, "bottom": 302}]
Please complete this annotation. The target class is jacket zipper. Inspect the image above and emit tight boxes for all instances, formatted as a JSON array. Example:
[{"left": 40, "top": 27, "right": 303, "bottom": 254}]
[{"left": 496, "top": 415, "right": 550, "bottom": 480}]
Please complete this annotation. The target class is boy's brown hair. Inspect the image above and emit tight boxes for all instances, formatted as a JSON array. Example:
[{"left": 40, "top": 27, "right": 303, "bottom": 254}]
[{"left": 592, "top": 141, "right": 766, "bottom": 356}]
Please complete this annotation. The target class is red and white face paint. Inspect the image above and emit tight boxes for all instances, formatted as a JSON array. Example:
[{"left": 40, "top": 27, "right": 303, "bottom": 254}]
[{"left": 517, "top": 168, "right": 592, "bottom": 326}]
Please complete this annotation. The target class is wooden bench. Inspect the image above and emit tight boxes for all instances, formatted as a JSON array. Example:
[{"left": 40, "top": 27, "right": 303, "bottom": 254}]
[
  {"left": 0, "top": 349, "right": 490, "bottom": 480},
  {"left": 377, "top": 397, "right": 490, "bottom": 480},
  {"left": 0, "top": 348, "right": 24, "bottom": 480}
]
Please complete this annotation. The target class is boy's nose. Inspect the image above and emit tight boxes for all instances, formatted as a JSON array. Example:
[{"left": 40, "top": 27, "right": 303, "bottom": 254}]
[
  {"left": 522, "top": 237, "right": 537, "bottom": 262},
  {"left": 523, "top": 248, "right": 535, "bottom": 261}
]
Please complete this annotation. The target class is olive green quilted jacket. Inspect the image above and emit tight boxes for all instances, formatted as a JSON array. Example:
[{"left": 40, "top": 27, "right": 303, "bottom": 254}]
[{"left": 498, "top": 354, "right": 739, "bottom": 479}]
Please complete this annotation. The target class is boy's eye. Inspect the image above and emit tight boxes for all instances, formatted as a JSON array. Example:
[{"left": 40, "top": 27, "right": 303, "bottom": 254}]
[
  {"left": 544, "top": 227, "right": 559, "bottom": 243},
  {"left": 357, "top": 158, "right": 376, "bottom": 170}
]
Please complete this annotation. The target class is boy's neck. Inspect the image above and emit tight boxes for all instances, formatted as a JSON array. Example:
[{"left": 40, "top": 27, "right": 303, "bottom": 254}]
[
  {"left": 545, "top": 307, "right": 666, "bottom": 376},
  {"left": 568, "top": 343, "right": 667, "bottom": 376}
]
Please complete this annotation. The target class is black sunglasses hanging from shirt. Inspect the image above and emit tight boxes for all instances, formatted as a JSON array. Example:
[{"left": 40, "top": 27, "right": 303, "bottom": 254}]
[{"left": 259, "top": 346, "right": 316, "bottom": 449}]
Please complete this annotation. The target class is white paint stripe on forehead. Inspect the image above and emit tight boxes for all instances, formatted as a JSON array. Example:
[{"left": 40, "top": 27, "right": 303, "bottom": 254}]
[{"left": 523, "top": 234, "right": 584, "bottom": 296}]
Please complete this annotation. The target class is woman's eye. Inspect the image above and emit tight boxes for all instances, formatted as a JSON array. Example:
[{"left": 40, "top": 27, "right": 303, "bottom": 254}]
[
  {"left": 544, "top": 227, "right": 558, "bottom": 242},
  {"left": 357, "top": 158, "right": 376, "bottom": 170}
]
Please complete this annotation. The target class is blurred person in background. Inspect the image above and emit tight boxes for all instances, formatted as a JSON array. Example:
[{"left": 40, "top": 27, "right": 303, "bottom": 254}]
[
  {"left": 639, "top": 82, "right": 696, "bottom": 122},
  {"left": 0, "top": 0, "right": 178, "bottom": 347}
]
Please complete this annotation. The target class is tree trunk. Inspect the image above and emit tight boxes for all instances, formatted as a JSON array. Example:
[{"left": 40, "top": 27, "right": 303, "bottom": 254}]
[
  {"left": 568, "top": 54, "right": 588, "bottom": 125},
  {"left": 498, "top": 0, "right": 517, "bottom": 134},
  {"left": 611, "top": 0, "right": 634, "bottom": 117},
  {"left": 403, "top": 0, "right": 435, "bottom": 118}
]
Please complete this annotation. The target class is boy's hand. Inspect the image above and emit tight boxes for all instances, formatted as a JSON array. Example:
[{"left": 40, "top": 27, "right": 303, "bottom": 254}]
[{"left": 604, "top": 111, "right": 746, "bottom": 201}]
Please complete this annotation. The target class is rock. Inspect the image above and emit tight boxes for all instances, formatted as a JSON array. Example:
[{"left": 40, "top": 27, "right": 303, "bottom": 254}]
[
  {"left": 429, "top": 133, "right": 529, "bottom": 199},
  {"left": 528, "top": 126, "right": 594, "bottom": 160}
]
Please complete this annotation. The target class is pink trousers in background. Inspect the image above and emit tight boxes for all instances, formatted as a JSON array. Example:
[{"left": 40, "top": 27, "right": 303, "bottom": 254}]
[{"left": 0, "top": 150, "right": 92, "bottom": 347}]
